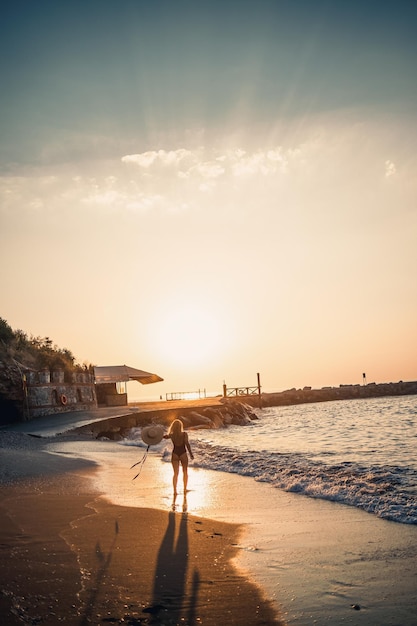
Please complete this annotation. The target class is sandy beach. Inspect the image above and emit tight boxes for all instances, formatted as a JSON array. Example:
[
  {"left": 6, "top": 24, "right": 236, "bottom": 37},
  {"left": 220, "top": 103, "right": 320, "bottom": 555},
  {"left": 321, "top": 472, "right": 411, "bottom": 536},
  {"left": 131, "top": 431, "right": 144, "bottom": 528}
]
[
  {"left": 1, "top": 411, "right": 417, "bottom": 625},
  {"left": 0, "top": 430, "right": 281, "bottom": 625}
]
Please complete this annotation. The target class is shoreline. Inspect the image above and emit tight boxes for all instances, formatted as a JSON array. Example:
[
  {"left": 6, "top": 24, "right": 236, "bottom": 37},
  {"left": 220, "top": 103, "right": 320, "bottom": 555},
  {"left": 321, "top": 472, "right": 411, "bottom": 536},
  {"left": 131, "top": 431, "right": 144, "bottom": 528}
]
[
  {"left": 79, "top": 439, "right": 417, "bottom": 625},
  {"left": 2, "top": 408, "right": 417, "bottom": 625},
  {"left": 0, "top": 432, "right": 283, "bottom": 625}
]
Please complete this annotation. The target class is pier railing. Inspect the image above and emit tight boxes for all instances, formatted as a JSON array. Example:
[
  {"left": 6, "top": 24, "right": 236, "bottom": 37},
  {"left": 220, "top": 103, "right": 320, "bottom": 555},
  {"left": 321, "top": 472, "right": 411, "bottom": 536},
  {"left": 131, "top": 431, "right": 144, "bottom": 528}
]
[
  {"left": 223, "top": 373, "right": 262, "bottom": 407},
  {"left": 166, "top": 389, "right": 207, "bottom": 401},
  {"left": 224, "top": 386, "right": 260, "bottom": 397}
]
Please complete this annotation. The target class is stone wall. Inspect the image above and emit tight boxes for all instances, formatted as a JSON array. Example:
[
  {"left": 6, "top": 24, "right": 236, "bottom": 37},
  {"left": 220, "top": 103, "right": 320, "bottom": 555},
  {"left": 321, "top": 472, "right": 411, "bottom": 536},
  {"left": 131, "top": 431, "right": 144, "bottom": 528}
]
[
  {"left": 3, "top": 366, "right": 98, "bottom": 421},
  {"left": 26, "top": 379, "right": 97, "bottom": 418}
]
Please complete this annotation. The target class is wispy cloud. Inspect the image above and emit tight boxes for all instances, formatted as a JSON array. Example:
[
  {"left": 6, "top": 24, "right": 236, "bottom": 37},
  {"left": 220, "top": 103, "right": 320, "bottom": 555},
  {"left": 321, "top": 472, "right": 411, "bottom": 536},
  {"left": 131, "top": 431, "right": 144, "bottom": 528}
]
[
  {"left": 229, "top": 148, "right": 289, "bottom": 177},
  {"left": 121, "top": 146, "right": 290, "bottom": 182},
  {"left": 2, "top": 119, "right": 415, "bottom": 226},
  {"left": 385, "top": 159, "right": 397, "bottom": 178},
  {"left": 121, "top": 149, "right": 194, "bottom": 168}
]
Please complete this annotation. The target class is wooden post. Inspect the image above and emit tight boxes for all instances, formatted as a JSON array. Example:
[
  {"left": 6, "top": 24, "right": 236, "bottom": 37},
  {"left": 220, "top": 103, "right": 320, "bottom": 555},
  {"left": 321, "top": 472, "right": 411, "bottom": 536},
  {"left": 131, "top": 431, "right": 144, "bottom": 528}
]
[
  {"left": 223, "top": 382, "right": 227, "bottom": 398},
  {"left": 257, "top": 372, "right": 262, "bottom": 408}
]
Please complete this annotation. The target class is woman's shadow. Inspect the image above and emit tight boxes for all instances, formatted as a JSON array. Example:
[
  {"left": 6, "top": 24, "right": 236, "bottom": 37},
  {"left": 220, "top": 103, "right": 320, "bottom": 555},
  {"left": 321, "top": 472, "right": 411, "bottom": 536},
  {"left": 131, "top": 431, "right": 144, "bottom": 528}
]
[{"left": 145, "top": 503, "right": 199, "bottom": 623}]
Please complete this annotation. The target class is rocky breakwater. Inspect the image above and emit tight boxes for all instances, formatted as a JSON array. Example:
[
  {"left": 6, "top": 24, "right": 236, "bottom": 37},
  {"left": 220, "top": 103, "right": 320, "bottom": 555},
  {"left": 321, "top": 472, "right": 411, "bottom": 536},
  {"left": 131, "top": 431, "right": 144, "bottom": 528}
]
[
  {"left": 239, "top": 380, "right": 417, "bottom": 409},
  {"left": 75, "top": 399, "right": 259, "bottom": 441}
]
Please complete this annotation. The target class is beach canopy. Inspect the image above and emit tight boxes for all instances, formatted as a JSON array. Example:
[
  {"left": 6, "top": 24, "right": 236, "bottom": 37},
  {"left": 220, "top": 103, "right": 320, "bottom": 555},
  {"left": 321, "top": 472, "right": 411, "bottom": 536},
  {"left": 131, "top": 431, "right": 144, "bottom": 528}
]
[{"left": 94, "top": 365, "right": 163, "bottom": 385}]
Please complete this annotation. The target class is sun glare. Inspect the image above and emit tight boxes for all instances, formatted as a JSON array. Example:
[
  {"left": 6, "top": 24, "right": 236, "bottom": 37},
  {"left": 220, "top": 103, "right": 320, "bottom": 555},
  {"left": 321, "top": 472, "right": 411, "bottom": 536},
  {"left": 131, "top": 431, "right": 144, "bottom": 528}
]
[{"left": 154, "top": 305, "right": 223, "bottom": 369}]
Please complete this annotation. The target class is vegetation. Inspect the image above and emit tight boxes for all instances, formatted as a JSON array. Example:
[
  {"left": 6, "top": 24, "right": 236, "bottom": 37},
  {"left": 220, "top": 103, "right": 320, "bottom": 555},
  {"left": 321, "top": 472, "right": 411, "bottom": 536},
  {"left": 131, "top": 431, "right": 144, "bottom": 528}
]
[{"left": 0, "top": 317, "right": 93, "bottom": 382}]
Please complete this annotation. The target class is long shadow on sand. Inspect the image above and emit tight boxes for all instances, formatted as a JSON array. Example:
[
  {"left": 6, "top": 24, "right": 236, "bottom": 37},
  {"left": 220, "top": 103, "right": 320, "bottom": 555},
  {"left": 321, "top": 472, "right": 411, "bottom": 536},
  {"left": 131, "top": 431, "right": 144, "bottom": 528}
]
[
  {"left": 79, "top": 520, "right": 119, "bottom": 626},
  {"left": 145, "top": 508, "right": 200, "bottom": 624}
]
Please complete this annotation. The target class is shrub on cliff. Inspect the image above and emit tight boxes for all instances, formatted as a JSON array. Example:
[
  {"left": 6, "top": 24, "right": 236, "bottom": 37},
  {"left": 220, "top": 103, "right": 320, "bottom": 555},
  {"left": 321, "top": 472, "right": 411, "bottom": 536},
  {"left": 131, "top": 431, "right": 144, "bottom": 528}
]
[
  {"left": 0, "top": 317, "right": 93, "bottom": 381},
  {"left": 0, "top": 318, "right": 14, "bottom": 344}
]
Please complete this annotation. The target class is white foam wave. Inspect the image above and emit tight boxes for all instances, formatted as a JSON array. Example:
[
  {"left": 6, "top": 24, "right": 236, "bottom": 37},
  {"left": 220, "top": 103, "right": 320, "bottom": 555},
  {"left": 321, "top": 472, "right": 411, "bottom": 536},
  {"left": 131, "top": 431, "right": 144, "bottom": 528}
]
[{"left": 190, "top": 442, "right": 417, "bottom": 525}]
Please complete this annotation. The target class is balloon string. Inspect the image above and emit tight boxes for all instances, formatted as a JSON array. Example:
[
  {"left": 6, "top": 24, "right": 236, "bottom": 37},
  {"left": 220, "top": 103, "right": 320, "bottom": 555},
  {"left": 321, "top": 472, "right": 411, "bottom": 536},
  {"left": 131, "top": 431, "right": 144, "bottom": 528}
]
[{"left": 131, "top": 445, "right": 150, "bottom": 480}]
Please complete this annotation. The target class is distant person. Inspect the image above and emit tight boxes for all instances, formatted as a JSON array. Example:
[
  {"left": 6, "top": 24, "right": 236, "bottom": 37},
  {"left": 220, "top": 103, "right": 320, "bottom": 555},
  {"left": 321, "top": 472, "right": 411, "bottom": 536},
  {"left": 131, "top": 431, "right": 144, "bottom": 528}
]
[{"left": 163, "top": 419, "right": 194, "bottom": 494}]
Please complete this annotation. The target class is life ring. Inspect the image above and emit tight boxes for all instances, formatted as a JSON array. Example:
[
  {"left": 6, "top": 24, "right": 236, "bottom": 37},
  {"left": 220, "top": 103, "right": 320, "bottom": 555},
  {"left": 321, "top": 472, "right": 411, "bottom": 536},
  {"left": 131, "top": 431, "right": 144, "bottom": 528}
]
[{"left": 60, "top": 394, "right": 68, "bottom": 405}]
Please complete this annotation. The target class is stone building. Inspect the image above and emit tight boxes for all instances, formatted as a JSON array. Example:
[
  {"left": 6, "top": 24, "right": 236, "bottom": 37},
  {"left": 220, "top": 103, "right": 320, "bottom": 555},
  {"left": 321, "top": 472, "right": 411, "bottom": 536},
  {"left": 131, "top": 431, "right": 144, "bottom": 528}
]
[{"left": 22, "top": 367, "right": 97, "bottom": 419}]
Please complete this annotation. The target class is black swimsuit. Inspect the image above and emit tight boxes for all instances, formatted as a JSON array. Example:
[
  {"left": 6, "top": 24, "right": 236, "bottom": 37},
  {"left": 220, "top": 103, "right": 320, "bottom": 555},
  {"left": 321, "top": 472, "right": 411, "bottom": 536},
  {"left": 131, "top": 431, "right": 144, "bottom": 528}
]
[
  {"left": 172, "top": 435, "right": 187, "bottom": 457},
  {"left": 173, "top": 442, "right": 186, "bottom": 456}
]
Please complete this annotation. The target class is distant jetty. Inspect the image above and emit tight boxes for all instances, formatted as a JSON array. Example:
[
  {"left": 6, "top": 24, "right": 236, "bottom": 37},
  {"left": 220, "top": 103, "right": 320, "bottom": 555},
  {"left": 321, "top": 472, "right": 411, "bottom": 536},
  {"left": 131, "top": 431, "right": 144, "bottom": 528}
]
[{"left": 244, "top": 380, "right": 417, "bottom": 409}]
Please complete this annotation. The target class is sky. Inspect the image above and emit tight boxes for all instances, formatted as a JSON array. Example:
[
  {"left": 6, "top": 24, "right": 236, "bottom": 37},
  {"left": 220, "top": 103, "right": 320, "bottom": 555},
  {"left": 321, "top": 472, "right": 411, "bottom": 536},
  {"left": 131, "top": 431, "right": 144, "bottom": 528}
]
[{"left": 1, "top": 0, "right": 416, "bottom": 400}]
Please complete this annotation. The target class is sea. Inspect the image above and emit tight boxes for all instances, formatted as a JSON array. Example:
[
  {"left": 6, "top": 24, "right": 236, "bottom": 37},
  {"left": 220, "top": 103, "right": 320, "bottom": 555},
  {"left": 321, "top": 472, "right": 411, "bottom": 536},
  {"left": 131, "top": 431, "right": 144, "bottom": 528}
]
[{"left": 125, "top": 394, "right": 417, "bottom": 525}]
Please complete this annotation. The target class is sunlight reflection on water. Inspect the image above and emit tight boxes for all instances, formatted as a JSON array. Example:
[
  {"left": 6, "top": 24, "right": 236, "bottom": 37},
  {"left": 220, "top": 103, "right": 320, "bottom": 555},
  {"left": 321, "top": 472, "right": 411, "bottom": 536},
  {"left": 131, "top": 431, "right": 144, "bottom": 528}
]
[{"left": 68, "top": 440, "right": 218, "bottom": 517}]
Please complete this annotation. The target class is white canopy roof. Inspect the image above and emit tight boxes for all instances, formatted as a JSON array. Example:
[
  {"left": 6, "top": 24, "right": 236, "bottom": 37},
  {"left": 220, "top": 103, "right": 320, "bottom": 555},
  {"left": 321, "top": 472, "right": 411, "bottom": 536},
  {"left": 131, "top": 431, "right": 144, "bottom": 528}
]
[{"left": 94, "top": 365, "right": 163, "bottom": 385}]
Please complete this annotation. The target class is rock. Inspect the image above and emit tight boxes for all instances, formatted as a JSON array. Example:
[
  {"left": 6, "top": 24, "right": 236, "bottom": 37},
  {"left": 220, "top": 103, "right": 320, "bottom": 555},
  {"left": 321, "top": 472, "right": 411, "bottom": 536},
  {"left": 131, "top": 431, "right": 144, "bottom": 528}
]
[
  {"left": 187, "top": 411, "right": 214, "bottom": 427},
  {"left": 96, "top": 430, "right": 123, "bottom": 441},
  {"left": 202, "top": 408, "right": 226, "bottom": 428}
]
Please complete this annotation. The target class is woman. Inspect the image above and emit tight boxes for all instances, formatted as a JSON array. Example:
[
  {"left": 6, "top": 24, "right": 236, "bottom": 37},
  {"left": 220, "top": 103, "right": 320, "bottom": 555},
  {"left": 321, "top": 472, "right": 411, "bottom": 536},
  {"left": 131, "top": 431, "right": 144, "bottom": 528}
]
[{"left": 164, "top": 419, "right": 194, "bottom": 494}]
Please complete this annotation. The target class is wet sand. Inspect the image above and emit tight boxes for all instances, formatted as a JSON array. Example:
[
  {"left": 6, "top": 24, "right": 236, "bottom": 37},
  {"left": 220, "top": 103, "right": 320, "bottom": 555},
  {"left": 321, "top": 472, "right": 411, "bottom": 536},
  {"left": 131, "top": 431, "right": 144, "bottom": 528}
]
[
  {"left": 76, "top": 437, "right": 417, "bottom": 626},
  {"left": 1, "top": 416, "right": 417, "bottom": 625},
  {"left": 0, "top": 433, "right": 281, "bottom": 625}
]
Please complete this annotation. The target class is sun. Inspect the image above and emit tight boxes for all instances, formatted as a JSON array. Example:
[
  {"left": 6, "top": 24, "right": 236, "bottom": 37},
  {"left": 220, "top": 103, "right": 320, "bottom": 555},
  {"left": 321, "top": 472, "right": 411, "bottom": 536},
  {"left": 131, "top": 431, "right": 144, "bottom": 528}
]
[{"left": 153, "top": 305, "right": 223, "bottom": 369}]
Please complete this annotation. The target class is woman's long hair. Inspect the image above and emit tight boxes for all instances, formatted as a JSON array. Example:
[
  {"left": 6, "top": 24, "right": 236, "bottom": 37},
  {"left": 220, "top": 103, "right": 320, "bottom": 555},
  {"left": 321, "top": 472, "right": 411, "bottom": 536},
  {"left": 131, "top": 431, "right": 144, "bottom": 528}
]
[{"left": 168, "top": 418, "right": 184, "bottom": 437}]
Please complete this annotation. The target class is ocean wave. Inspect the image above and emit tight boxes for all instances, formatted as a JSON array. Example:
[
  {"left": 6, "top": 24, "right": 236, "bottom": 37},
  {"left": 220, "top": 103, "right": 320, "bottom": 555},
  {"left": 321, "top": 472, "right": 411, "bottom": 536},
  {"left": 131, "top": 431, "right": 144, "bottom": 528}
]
[
  {"left": 120, "top": 418, "right": 417, "bottom": 525},
  {"left": 190, "top": 442, "right": 417, "bottom": 525}
]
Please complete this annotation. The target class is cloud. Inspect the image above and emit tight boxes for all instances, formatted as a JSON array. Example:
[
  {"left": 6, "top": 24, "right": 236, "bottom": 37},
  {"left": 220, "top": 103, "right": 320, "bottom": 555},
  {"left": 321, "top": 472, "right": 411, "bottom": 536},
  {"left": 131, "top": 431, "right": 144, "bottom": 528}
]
[
  {"left": 121, "top": 149, "right": 193, "bottom": 168},
  {"left": 3, "top": 118, "right": 415, "bottom": 230},
  {"left": 80, "top": 176, "right": 164, "bottom": 213},
  {"left": 385, "top": 159, "right": 397, "bottom": 178},
  {"left": 230, "top": 149, "right": 288, "bottom": 177},
  {"left": 121, "top": 146, "right": 292, "bottom": 184},
  {"left": 191, "top": 161, "right": 226, "bottom": 179}
]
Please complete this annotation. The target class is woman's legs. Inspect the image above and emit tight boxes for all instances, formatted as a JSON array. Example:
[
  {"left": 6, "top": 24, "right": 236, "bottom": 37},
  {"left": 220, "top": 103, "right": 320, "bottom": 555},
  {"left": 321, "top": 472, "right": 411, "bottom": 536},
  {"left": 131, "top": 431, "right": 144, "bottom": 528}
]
[
  {"left": 171, "top": 453, "right": 188, "bottom": 493},
  {"left": 171, "top": 455, "right": 180, "bottom": 494},
  {"left": 180, "top": 454, "right": 189, "bottom": 492}
]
